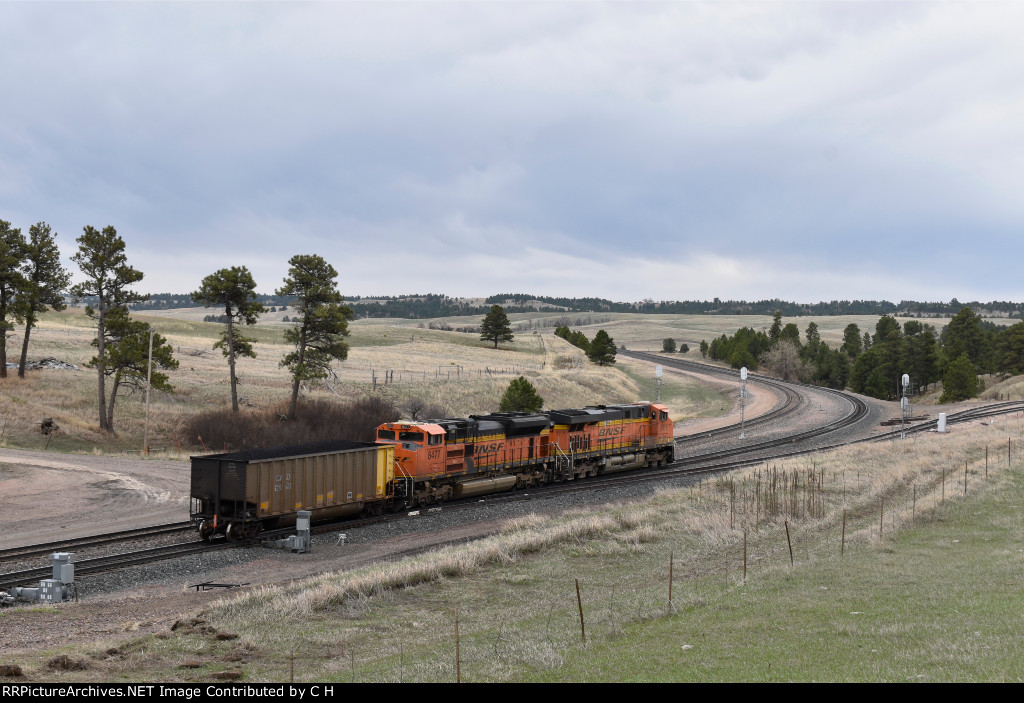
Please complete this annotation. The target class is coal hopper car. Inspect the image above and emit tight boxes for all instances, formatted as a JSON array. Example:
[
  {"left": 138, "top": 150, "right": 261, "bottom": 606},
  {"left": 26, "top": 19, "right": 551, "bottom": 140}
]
[{"left": 190, "top": 439, "right": 394, "bottom": 541}]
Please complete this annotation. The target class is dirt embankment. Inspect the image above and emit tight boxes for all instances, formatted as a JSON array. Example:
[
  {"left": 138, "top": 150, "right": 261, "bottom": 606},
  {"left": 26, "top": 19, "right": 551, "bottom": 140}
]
[{"left": 0, "top": 450, "right": 190, "bottom": 549}]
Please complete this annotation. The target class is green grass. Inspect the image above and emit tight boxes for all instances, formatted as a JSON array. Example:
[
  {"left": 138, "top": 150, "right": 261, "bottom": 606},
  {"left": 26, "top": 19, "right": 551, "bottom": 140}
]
[
  {"left": 616, "top": 359, "right": 731, "bottom": 419},
  {"left": 541, "top": 482, "right": 1024, "bottom": 681}
]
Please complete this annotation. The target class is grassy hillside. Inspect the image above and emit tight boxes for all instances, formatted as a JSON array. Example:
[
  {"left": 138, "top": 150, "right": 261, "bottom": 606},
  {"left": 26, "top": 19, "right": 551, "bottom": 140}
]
[{"left": 0, "top": 309, "right": 729, "bottom": 453}]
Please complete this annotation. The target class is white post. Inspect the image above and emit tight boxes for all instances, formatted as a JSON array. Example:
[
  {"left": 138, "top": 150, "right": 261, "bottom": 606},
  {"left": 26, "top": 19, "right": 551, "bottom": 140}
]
[
  {"left": 739, "top": 366, "right": 748, "bottom": 439},
  {"left": 901, "top": 373, "right": 910, "bottom": 440}
]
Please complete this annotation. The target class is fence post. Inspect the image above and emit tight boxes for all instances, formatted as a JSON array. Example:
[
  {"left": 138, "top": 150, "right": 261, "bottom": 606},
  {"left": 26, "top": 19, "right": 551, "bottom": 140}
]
[
  {"left": 879, "top": 497, "right": 884, "bottom": 538},
  {"left": 575, "top": 579, "right": 586, "bottom": 645},
  {"left": 841, "top": 511, "right": 846, "bottom": 557},
  {"left": 668, "top": 551, "right": 673, "bottom": 603},
  {"left": 785, "top": 520, "right": 794, "bottom": 567}
]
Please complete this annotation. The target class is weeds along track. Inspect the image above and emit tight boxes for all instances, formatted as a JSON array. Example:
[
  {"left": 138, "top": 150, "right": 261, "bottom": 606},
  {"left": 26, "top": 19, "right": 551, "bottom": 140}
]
[{"left": 0, "top": 522, "right": 194, "bottom": 566}]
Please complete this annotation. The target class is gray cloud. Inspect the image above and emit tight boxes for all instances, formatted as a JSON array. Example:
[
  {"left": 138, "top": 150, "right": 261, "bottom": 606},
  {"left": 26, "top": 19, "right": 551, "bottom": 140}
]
[{"left": 1, "top": 2, "right": 1021, "bottom": 301}]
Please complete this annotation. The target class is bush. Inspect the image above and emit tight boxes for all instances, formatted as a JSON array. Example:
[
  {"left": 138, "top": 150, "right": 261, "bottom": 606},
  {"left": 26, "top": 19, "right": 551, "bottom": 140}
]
[
  {"left": 499, "top": 376, "right": 544, "bottom": 412},
  {"left": 182, "top": 396, "right": 401, "bottom": 451},
  {"left": 403, "top": 397, "right": 451, "bottom": 421}
]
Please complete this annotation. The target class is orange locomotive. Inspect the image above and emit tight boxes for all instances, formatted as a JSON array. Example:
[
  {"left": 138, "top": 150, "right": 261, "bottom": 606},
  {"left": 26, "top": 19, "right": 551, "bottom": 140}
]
[{"left": 375, "top": 402, "right": 674, "bottom": 508}]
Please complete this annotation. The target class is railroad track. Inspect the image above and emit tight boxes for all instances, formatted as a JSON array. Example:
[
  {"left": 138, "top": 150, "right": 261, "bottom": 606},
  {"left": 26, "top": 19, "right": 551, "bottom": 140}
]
[
  {"left": 622, "top": 351, "right": 868, "bottom": 449},
  {"left": 872, "top": 400, "right": 1024, "bottom": 441},
  {"left": 0, "top": 522, "right": 194, "bottom": 566},
  {"left": 2, "top": 358, "right": 1017, "bottom": 593},
  {"left": 0, "top": 516, "right": 398, "bottom": 592},
  {"left": 0, "top": 540, "right": 235, "bottom": 593}
]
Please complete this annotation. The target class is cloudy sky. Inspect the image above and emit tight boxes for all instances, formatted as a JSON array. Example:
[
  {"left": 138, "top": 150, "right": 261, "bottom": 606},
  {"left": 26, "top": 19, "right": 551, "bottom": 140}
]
[{"left": 1, "top": 2, "right": 1021, "bottom": 303}]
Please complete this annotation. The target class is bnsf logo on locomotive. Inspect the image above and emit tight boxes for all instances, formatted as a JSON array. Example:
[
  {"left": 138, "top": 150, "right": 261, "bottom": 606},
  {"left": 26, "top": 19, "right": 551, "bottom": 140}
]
[
  {"left": 478, "top": 442, "right": 504, "bottom": 453},
  {"left": 598, "top": 426, "right": 624, "bottom": 437}
]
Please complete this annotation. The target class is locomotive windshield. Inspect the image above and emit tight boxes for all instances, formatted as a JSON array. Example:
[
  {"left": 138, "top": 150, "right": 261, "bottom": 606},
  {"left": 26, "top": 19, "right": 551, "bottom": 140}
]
[
  {"left": 378, "top": 429, "right": 396, "bottom": 440},
  {"left": 399, "top": 431, "right": 424, "bottom": 444}
]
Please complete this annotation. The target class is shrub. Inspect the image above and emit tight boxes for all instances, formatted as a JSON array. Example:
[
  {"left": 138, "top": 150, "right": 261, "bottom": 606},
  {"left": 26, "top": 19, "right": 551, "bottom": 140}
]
[{"left": 499, "top": 376, "right": 544, "bottom": 412}]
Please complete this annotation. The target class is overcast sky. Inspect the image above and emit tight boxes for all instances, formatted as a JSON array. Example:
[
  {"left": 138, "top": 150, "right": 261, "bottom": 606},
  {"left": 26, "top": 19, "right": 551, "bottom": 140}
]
[{"left": 1, "top": 2, "right": 1021, "bottom": 303}]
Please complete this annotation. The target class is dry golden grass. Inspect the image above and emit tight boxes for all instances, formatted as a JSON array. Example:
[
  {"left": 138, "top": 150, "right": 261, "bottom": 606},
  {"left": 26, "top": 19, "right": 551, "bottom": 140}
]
[{"left": 0, "top": 309, "right": 686, "bottom": 453}]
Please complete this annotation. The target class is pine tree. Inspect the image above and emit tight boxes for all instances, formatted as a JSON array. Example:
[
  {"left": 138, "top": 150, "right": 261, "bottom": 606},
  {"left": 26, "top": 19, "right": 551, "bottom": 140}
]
[
  {"left": 70, "top": 226, "right": 147, "bottom": 430},
  {"left": 277, "top": 254, "right": 354, "bottom": 419},
  {"left": 0, "top": 220, "right": 27, "bottom": 378},
  {"left": 841, "top": 323, "right": 862, "bottom": 360},
  {"left": 499, "top": 376, "right": 544, "bottom": 412},
  {"left": 15, "top": 222, "right": 70, "bottom": 378},
  {"left": 940, "top": 353, "right": 979, "bottom": 402},
  {"left": 480, "top": 305, "right": 514, "bottom": 348},
  {"left": 768, "top": 310, "right": 782, "bottom": 345},
  {"left": 587, "top": 329, "right": 617, "bottom": 365},
  {"left": 192, "top": 266, "right": 264, "bottom": 413},
  {"left": 92, "top": 307, "right": 178, "bottom": 430},
  {"left": 941, "top": 306, "right": 987, "bottom": 370},
  {"left": 662, "top": 337, "right": 677, "bottom": 353}
]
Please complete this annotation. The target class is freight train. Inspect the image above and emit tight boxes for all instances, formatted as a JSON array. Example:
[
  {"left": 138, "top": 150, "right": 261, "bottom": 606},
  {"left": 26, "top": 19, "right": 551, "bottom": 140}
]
[{"left": 190, "top": 401, "right": 674, "bottom": 541}]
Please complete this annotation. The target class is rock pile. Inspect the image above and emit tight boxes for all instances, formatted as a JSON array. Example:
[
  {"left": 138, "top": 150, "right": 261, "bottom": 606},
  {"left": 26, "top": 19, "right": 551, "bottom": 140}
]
[{"left": 4, "top": 358, "right": 81, "bottom": 371}]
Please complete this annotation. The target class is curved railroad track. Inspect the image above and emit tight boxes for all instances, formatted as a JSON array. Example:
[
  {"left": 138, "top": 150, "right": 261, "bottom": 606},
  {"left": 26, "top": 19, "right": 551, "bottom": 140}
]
[{"left": 622, "top": 351, "right": 870, "bottom": 449}]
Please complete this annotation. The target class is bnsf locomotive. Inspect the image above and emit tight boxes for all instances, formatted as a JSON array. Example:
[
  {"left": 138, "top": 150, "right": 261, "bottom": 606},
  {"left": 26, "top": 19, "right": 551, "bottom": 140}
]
[{"left": 190, "top": 402, "right": 674, "bottom": 540}]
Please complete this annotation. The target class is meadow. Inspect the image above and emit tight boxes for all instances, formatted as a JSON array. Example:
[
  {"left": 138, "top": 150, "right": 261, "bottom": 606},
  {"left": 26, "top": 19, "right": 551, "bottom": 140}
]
[
  {"left": 9, "top": 412, "right": 1022, "bottom": 681},
  {"left": 0, "top": 307, "right": 739, "bottom": 454}
]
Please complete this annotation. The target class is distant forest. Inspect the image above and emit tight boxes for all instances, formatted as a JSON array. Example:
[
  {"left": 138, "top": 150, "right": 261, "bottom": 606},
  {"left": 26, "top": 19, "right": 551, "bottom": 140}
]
[{"left": 104, "top": 292, "right": 1024, "bottom": 320}]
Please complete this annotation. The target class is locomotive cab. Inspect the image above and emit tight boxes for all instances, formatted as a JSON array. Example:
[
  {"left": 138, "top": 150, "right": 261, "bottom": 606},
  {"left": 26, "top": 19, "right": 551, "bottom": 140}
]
[{"left": 376, "top": 423, "right": 446, "bottom": 479}]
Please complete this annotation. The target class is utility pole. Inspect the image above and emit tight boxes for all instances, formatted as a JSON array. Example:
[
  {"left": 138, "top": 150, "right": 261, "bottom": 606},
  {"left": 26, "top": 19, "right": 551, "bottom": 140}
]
[{"left": 143, "top": 328, "right": 154, "bottom": 456}]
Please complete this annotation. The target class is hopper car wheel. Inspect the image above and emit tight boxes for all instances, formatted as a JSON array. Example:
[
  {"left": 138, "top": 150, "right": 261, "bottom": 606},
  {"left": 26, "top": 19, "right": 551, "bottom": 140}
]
[
  {"left": 225, "top": 522, "right": 241, "bottom": 542},
  {"left": 198, "top": 520, "right": 215, "bottom": 542}
]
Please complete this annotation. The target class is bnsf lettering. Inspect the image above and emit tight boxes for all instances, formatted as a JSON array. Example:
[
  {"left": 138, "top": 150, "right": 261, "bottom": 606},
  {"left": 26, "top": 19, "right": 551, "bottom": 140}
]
[
  {"left": 598, "top": 427, "right": 624, "bottom": 437},
  {"left": 478, "top": 442, "right": 504, "bottom": 453}
]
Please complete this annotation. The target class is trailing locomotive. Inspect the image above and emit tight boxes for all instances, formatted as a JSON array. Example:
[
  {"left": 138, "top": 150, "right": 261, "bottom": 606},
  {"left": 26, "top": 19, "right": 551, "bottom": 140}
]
[{"left": 190, "top": 401, "right": 673, "bottom": 540}]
